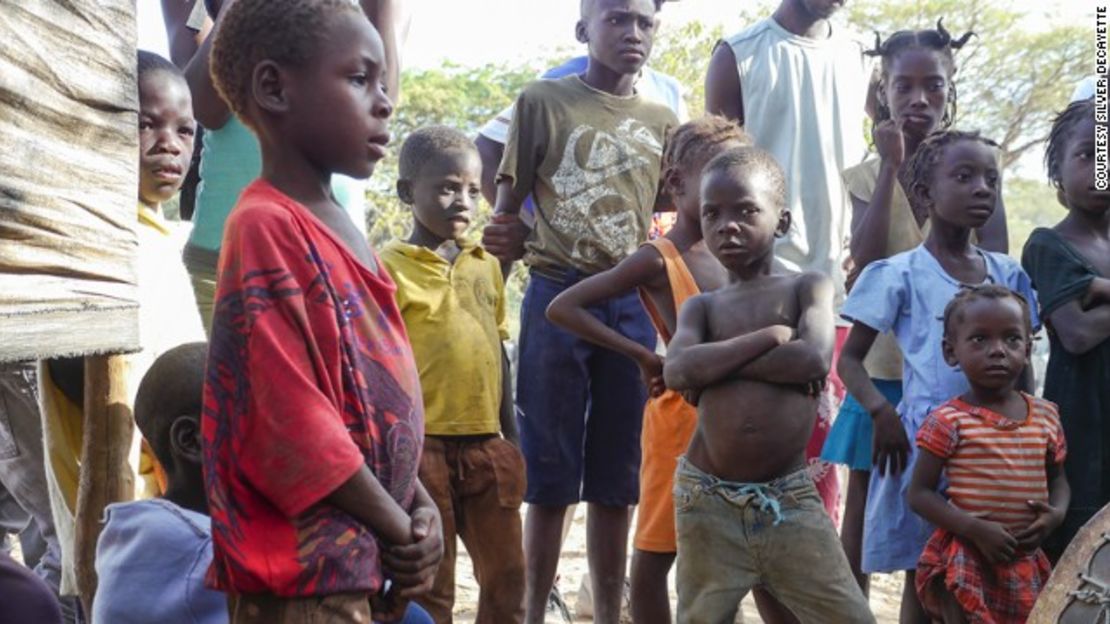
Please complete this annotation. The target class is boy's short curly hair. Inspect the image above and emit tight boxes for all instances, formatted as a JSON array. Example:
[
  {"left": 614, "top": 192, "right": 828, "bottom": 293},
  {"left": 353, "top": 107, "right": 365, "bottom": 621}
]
[
  {"left": 663, "top": 115, "right": 749, "bottom": 176},
  {"left": 701, "top": 145, "right": 787, "bottom": 210},
  {"left": 210, "top": 0, "right": 363, "bottom": 128},
  {"left": 398, "top": 125, "right": 477, "bottom": 181}
]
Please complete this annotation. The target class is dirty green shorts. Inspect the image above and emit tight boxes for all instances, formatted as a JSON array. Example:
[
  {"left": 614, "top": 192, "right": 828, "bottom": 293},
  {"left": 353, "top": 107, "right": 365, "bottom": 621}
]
[{"left": 674, "top": 457, "right": 874, "bottom": 624}]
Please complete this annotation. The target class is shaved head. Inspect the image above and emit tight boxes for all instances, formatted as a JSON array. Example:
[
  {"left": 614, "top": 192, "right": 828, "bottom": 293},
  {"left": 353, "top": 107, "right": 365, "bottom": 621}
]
[
  {"left": 580, "top": 0, "right": 662, "bottom": 18},
  {"left": 702, "top": 146, "right": 787, "bottom": 211}
]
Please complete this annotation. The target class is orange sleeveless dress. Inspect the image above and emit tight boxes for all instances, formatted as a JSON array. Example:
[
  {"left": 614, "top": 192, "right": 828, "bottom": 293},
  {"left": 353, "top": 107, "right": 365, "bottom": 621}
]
[{"left": 634, "top": 238, "right": 701, "bottom": 553}]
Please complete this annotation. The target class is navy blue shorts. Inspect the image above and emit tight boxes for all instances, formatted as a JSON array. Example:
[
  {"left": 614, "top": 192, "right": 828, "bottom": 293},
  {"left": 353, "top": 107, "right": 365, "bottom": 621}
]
[{"left": 516, "top": 269, "right": 656, "bottom": 507}]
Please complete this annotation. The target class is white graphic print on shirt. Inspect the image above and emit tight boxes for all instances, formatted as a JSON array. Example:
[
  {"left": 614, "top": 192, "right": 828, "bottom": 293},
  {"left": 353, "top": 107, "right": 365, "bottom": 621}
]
[{"left": 549, "top": 119, "right": 663, "bottom": 265}]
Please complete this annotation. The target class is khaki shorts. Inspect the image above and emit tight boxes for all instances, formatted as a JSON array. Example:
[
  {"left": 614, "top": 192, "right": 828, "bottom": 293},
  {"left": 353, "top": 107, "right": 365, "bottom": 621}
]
[{"left": 674, "top": 458, "right": 874, "bottom": 624}]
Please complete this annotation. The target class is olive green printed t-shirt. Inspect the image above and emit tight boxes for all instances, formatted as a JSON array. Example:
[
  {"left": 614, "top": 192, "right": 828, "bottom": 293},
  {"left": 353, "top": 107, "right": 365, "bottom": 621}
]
[{"left": 498, "top": 75, "right": 677, "bottom": 275}]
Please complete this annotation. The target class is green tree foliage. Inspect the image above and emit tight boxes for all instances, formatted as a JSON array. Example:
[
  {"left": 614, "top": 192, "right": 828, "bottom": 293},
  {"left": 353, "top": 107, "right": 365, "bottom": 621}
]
[
  {"left": 648, "top": 20, "right": 726, "bottom": 116},
  {"left": 1005, "top": 177, "right": 1063, "bottom": 255},
  {"left": 844, "top": 0, "right": 1086, "bottom": 170}
]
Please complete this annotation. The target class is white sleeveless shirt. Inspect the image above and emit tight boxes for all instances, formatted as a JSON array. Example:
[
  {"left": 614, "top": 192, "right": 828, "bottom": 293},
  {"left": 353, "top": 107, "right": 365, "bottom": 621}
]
[{"left": 725, "top": 18, "right": 871, "bottom": 304}]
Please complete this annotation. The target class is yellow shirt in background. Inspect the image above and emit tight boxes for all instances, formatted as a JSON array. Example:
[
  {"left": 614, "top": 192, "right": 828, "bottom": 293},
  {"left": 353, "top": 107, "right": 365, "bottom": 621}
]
[{"left": 381, "top": 240, "right": 508, "bottom": 436}]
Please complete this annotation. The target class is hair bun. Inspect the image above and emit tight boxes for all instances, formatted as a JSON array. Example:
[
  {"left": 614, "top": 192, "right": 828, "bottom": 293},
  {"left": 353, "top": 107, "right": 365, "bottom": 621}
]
[
  {"left": 864, "top": 31, "right": 884, "bottom": 57},
  {"left": 937, "top": 17, "right": 976, "bottom": 50}
]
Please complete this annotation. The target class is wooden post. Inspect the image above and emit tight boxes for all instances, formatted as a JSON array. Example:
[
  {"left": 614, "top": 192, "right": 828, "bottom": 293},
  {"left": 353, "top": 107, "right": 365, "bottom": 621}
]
[{"left": 74, "top": 353, "right": 133, "bottom": 617}]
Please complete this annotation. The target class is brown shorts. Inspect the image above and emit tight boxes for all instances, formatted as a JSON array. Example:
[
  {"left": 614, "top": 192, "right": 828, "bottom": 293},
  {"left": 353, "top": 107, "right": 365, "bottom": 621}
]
[{"left": 418, "top": 435, "right": 525, "bottom": 623}]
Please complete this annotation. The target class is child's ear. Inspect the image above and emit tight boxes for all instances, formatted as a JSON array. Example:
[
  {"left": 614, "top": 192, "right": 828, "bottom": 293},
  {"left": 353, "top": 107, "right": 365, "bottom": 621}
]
[
  {"left": 912, "top": 182, "right": 932, "bottom": 210},
  {"left": 396, "top": 179, "right": 414, "bottom": 205},
  {"left": 875, "top": 82, "right": 888, "bottom": 110},
  {"left": 775, "top": 209, "right": 792, "bottom": 239},
  {"left": 663, "top": 166, "right": 684, "bottom": 198},
  {"left": 252, "top": 60, "right": 289, "bottom": 115},
  {"left": 575, "top": 20, "right": 589, "bottom": 44},
  {"left": 169, "top": 415, "right": 203, "bottom": 464},
  {"left": 942, "top": 336, "right": 959, "bottom": 367}
]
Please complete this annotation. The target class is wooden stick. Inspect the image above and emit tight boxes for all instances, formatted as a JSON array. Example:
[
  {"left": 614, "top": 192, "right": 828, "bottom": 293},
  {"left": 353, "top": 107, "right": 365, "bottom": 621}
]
[{"left": 74, "top": 353, "right": 133, "bottom": 617}]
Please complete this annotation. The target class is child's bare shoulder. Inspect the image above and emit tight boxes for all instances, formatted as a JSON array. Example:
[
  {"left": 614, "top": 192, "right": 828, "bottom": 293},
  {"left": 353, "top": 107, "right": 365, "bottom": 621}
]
[
  {"left": 627, "top": 242, "right": 669, "bottom": 268},
  {"left": 588, "top": 243, "right": 670, "bottom": 292},
  {"left": 792, "top": 271, "right": 834, "bottom": 295},
  {"left": 689, "top": 288, "right": 723, "bottom": 306},
  {"left": 677, "top": 290, "right": 716, "bottom": 318},
  {"left": 785, "top": 272, "right": 835, "bottom": 320}
]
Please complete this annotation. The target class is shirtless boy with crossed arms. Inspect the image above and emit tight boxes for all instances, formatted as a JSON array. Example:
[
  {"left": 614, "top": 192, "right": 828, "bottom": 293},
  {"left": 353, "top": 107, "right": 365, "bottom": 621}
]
[{"left": 663, "top": 146, "right": 873, "bottom": 624}]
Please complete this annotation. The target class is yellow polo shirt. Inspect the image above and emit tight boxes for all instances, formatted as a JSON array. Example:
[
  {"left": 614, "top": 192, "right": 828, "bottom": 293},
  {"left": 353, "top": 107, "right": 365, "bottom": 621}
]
[{"left": 381, "top": 240, "right": 508, "bottom": 435}]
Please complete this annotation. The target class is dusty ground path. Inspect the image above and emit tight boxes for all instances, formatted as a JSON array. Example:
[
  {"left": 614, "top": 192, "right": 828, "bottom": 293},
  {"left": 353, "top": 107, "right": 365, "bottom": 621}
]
[
  {"left": 5, "top": 480, "right": 904, "bottom": 622},
  {"left": 449, "top": 493, "right": 905, "bottom": 623}
]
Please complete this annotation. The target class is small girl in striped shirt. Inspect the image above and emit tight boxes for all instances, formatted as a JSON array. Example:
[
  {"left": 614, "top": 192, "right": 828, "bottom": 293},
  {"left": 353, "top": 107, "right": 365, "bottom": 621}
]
[{"left": 908, "top": 284, "right": 1071, "bottom": 623}]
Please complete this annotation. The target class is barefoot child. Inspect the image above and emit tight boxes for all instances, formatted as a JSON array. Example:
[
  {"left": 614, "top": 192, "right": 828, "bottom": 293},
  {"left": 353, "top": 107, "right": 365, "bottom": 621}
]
[
  {"left": 1022, "top": 97, "right": 1110, "bottom": 562},
  {"left": 546, "top": 116, "right": 747, "bottom": 624},
  {"left": 838, "top": 130, "right": 1040, "bottom": 624},
  {"left": 481, "top": 1, "right": 677, "bottom": 621},
  {"left": 907, "top": 285, "right": 1069, "bottom": 623},
  {"left": 820, "top": 20, "right": 1004, "bottom": 596},
  {"left": 663, "top": 146, "right": 873, "bottom": 623},
  {"left": 201, "top": 2, "right": 440, "bottom": 621},
  {"left": 381, "top": 126, "right": 525, "bottom": 624}
]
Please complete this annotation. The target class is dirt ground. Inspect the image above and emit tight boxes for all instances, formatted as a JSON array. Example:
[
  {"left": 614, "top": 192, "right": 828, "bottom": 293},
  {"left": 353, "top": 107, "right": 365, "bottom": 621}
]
[
  {"left": 8, "top": 475, "right": 904, "bottom": 622},
  {"left": 449, "top": 472, "right": 906, "bottom": 623}
]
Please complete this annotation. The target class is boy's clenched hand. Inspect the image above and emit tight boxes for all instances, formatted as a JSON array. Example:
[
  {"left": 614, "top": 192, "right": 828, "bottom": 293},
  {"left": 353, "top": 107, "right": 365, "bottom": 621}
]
[
  {"left": 482, "top": 213, "right": 528, "bottom": 264},
  {"left": 382, "top": 503, "right": 444, "bottom": 598}
]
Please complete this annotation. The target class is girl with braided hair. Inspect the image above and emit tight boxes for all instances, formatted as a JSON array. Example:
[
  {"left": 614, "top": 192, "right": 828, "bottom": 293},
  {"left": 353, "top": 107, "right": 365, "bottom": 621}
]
[
  {"left": 838, "top": 129, "right": 1040, "bottom": 623},
  {"left": 820, "top": 17, "right": 1007, "bottom": 605},
  {"left": 1022, "top": 97, "right": 1110, "bottom": 562}
]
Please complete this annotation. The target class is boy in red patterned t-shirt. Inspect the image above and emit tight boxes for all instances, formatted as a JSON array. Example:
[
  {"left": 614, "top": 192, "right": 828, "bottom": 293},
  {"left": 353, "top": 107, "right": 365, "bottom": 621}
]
[{"left": 200, "top": 1, "right": 441, "bottom": 621}]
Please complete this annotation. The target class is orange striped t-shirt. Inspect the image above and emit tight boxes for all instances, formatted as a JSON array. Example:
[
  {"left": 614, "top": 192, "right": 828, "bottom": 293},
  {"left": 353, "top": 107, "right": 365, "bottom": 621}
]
[{"left": 916, "top": 393, "right": 1066, "bottom": 531}]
